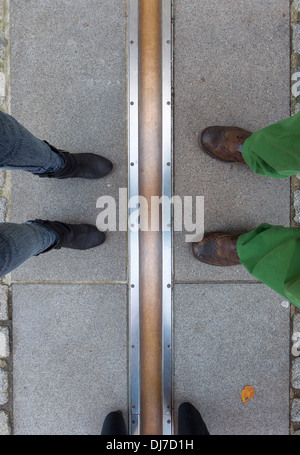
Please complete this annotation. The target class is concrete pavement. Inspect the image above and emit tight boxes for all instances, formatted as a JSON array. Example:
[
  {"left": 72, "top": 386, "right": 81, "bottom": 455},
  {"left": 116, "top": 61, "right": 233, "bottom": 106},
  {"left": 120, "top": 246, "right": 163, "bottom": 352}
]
[
  {"left": 10, "top": 0, "right": 128, "bottom": 435},
  {"left": 173, "top": 0, "right": 291, "bottom": 435},
  {"left": 1, "top": 0, "right": 295, "bottom": 435}
]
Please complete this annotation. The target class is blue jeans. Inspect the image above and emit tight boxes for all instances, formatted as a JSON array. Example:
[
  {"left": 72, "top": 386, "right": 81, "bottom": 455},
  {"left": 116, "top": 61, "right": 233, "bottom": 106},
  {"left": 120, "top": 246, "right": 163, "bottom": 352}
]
[{"left": 0, "top": 111, "right": 66, "bottom": 277}]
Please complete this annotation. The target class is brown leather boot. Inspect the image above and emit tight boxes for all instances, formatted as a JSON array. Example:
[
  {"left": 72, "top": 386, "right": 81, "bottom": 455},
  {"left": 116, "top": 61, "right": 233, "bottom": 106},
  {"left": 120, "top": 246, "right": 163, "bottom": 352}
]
[
  {"left": 199, "top": 126, "right": 252, "bottom": 162},
  {"left": 192, "top": 232, "right": 242, "bottom": 266}
]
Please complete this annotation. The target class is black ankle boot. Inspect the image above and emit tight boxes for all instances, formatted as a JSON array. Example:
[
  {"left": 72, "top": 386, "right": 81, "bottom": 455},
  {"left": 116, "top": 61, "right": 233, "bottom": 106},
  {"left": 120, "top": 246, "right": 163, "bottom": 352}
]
[
  {"left": 33, "top": 219, "right": 106, "bottom": 252},
  {"left": 39, "top": 141, "right": 113, "bottom": 179}
]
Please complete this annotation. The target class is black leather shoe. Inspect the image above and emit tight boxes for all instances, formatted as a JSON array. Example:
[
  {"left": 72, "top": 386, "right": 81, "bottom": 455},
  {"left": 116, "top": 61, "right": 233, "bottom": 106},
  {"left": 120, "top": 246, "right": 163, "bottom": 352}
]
[
  {"left": 39, "top": 141, "right": 113, "bottom": 179},
  {"left": 33, "top": 219, "right": 105, "bottom": 252}
]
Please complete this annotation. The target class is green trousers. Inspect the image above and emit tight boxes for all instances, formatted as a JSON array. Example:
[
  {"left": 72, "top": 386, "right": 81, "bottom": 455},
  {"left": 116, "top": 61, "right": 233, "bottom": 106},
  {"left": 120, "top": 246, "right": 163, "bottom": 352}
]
[
  {"left": 237, "top": 224, "right": 300, "bottom": 309},
  {"left": 242, "top": 111, "right": 300, "bottom": 179},
  {"left": 237, "top": 112, "right": 300, "bottom": 308}
]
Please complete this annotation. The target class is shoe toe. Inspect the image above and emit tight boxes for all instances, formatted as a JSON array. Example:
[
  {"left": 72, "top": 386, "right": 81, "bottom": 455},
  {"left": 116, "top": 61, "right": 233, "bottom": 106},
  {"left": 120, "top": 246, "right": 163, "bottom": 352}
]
[
  {"left": 79, "top": 225, "right": 106, "bottom": 249},
  {"left": 200, "top": 128, "right": 213, "bottom": 151},
  {"left": 96, "top": 156, "right": 113, "bottom": 178},
  {"left": 192, "top": 240, "right": 207, "bottom": 261},
  {"left": 92, "top": 229, "right": 106, "bottom": 247}
]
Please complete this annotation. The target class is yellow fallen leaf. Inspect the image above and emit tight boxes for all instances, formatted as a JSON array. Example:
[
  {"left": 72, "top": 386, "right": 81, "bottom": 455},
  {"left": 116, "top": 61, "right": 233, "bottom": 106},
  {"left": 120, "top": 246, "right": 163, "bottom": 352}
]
[{"left": 241, "top": 385, "right": 255, "bottom": 403}]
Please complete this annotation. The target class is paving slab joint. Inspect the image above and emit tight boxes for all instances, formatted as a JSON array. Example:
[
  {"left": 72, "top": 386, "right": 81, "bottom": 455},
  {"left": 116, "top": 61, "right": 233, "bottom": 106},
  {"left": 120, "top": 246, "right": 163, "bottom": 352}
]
[{"left": 0, "top": 285, "right": 12, "bottom": 434}]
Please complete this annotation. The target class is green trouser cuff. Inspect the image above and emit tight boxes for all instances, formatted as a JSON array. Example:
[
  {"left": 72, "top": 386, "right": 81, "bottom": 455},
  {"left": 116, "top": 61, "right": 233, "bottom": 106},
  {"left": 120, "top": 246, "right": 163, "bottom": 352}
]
[
  {"left": 237, "top": 224, "right": 300, "bottom": 309},
  {"left": 242, "top": 112, "right": 300, "bottom": 179}
]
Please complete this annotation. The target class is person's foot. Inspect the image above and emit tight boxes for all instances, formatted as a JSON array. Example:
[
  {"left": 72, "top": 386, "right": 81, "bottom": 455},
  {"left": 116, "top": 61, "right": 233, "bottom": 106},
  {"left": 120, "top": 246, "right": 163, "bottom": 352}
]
[
  {"left": 192, "top": 232, "right": 242, "bottom": 266},
  {"left": 39, "top": 141, "right": 113, "bottom": 179},
  {"left": 33, "top": 219, "right": 105, "bottom": 252},
  {"left": 199, "top": 126, "right": 252, "bottom": 162}
]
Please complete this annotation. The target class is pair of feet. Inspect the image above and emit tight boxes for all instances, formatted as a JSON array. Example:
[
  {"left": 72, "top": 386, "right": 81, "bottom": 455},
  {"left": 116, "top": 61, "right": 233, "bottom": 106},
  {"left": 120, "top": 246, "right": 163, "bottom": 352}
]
[
  {"left": 35, "top": 143, "right": 113, "bottom": 253},
  {"left": 101, "top": 402, "right": 210, "bottom": 435},
  {"left": 193, "top": 125, "right": 252, "bottom": 266}
]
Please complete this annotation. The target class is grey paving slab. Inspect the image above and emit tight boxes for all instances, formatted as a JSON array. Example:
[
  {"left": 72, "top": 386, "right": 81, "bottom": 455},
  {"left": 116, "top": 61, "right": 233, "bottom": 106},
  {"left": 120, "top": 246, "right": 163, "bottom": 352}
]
[
  {"left": 0, "top": 286, "right": 8, "bottom": 320},
  {"left": 0, "top": 411, "right": 10, "bottom": 436},
  {"left": 174, "top": 284, "right": 290, "bottom": 435},
  {"left": 174, "top": 0, "right": 290, "bottom": 282},
  {"left": 13, "top": 284, "right": 127, "bottom": 435},
  {"left": 10, "top": 0, "right": 127, "bottom": 281},
  {"left": 292, "top": 399, "right": 300, "bottom": 422}
]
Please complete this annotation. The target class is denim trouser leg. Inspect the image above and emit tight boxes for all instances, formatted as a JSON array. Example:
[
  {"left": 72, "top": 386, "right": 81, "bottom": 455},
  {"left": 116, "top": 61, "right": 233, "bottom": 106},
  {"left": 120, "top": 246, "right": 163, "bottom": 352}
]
[
  {"left": 0, "top": 222, "right": 58, "bottom": 277},
  {"left": 0, "top": 111, "right": 65, "bottom": 174}
]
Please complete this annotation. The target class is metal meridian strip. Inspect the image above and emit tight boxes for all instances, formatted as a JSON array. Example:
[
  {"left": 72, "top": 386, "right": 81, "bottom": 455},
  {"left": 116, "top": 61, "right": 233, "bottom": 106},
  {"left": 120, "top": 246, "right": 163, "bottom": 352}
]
[
  {"left": 162, "top": 0, "right": 173, "bottom": 436},
  {"left": 128, "top": 0, "right": 173, "bottom": 435},
  {"left": 139, "top": 0, "right": 163, "bottom": 435},
  {"left": 128, "top": 0, "right": 140, "bottom": 436}
]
